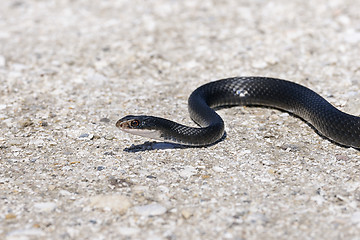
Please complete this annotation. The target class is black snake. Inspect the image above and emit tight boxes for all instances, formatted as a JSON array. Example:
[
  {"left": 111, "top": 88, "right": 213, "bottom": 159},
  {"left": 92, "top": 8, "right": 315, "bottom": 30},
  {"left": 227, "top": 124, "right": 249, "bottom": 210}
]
[{"left": 116, "top": 77, "right": 360, "bottom": 148}]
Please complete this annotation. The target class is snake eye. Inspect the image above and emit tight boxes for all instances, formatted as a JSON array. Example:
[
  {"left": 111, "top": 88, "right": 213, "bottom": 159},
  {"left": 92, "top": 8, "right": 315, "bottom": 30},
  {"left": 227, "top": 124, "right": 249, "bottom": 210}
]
[{"left": 130, "top": 120, "right": 140, "bottom": 128}]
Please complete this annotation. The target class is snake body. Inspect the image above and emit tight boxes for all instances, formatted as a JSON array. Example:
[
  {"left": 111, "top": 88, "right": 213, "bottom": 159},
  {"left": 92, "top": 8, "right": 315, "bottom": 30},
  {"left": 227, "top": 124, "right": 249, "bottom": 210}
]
[{"left": 116, "top": 77, "right": 360, "bottom": 148}]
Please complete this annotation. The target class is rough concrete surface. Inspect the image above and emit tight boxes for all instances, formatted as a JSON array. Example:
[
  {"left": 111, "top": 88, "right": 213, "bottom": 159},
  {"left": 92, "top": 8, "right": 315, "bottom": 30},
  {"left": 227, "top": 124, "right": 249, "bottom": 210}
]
[{"left": 1, "top": 0, "right": 360, "bottom": 239}]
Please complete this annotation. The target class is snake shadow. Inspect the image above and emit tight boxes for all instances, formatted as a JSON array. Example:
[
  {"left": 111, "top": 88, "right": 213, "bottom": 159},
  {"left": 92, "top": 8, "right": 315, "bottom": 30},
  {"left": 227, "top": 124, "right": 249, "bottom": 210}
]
[
  {"left": 123, "top": 105, "right": 359, "bottom": 152},
  {"left": 123, "top": 133, "right": 227, "bottom": 152}
]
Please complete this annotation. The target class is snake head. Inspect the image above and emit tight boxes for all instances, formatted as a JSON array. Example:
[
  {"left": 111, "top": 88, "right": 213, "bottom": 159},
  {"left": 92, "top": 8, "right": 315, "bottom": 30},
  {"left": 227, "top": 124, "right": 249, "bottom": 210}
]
[
  {"left": 116, "top": 115, "right": 159, "bottom": 130},
  {"left": 116, "top": 115, "right": 143, "bottom": 129},
  {"left": 116, "top": 115, "right": 164, "bottom": 141}
]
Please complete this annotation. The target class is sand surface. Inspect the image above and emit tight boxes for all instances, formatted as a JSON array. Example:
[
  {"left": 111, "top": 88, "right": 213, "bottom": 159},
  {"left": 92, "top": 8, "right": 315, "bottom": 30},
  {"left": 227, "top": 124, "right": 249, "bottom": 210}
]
[{"left": 1, "top": 0, "right": 360, "bottom": 239}]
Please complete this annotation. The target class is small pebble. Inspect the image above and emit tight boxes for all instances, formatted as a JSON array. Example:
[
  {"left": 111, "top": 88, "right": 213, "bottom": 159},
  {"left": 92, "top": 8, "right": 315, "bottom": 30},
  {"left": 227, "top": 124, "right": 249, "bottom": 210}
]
[
  {"left": 29, "top": 139, "right": 44, "bottom": 147},
  {"left": 251, "top": 60, "right": 268, "bottom": 69},
  {"left": 351, "top": 212, "right": 360, "bottom": 223},
  {"left": 59, "top": 190, "right": 71, "bottom": 196},
  {"left": 100, "top": 117, "right": 110, "bottom": 123},
  {"left": 133, "top": 203, "right": 167, "bottom": 216},
  {"left": 179, "top": 166, "right": 197, "bottom": 178},
  {"left": 12, "top": 63, "right": 28, "bottom": 71},
  {"left": 34, "top": 202, "right": 57, "bottom": 212},
  {"left": 5, "top": 213, "right": 16, "bottom": 220},
  {"left": 79, "top": 133, "right": 89, "bottom": 138},
  {"left": 181, "top": 209, "right": 193, "bottom": 219},
  {"left": 335, "top": 154, "right": 349, "bottom": 161},
  {"left": 184, "top": 60, "right": 199, "bottom": 69},
  {"left": 280, "top": 144, "right": 300, "bottom": 152},
  {"left": 7, "top": 140, "right": 20, "bottom": 147},
  {"left": 19, "top": 118, "right": 33, "bottom": 128},
  {"left": 7, "top": 228, "right": 46, "bottom": 238},
  {"left": 212, "top": 166, "right": 224, "bottom": 173},
  {"left": 104, "top": 135, "right": 115, "bottom": 140},
  {"left": 0, "top": 55, "right": 6, "bottom": 67},
  {"left": 311, "top": 195, "right": 325, "bottom": 205},
  {"left": 118, "top": 227, "right": 140, "bottom": 236},
  {"left": 97, "top": 166, "right": 105, "bottom": 171},
  {"left": 108, "top": 177, "right": 132, "bottom": 187},
  {"left": 78, "top": 133, "right": 94, "bottom": 140},
  {"left": 40, "top": 121, "right": 48, "bottom": 127},
  {"left": 87, "top": 72, "right": 108, "bottom": 83},
  {"left": 157, "top": 185, "right": 169, "bottom": 193},
  {"left": 264, "top": 55, "right": 279, "bottom": 65},
  {"left": 354, "top": 188, "right": 360, "bottom": 201},
  {"left": 344, "top": 29, "right": 360, "bottom": 44},
  {"left": 104, "top": 151, "right": 114, "bottom": 155},
  {"left": 90, "top": 194, "right": 131, "bottom": 214},
  {"left": 261, "top": 159, "right": 275, "bottom": 166},
  {"left": 247, "top": 212, "right": 268, "bottom": 224}
]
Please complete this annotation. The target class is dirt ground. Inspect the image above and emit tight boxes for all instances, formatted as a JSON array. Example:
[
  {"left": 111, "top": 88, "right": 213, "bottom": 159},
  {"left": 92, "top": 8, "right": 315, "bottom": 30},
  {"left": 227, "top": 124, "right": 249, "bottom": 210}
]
[{"left": 1, "top": 0, "right": 360, "bottom": 239}]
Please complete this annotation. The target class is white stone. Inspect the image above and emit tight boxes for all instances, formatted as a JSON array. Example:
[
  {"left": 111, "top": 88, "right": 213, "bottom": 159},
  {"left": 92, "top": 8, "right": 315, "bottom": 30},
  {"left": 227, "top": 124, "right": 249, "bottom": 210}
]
[
  {"left": 118, "top": 227, "right": 140, "bottom": 236},
  {"left": 90, "top": 194, "right": 131, "bottom": 214},
  {"left": 158, "top": 185, "right": 170, "bottom": 193},
  {"left": 184, "top": 60, "right": 199, "bottom": 70},
  {"left": 78, "top": 133, "right": 94, "bottom": 141},
  {"left": 247, "top": 212, "right": 268, "bottom": 223},
  {"left": 0, "top": 55, "right": 5, "bottom": 67},
  {"left": 87, "top": 72, "right": 108, "bottom": 84},
  {"left": 0, "top": 31, "right": 10, "bottom": 39},
  {"left": 11, "top": 63, "right": 29, "bottom": 71},
  {"left": 351, "top": 212, "right": 360, "bottom": 223},
  {"left": 212, "top": 166, "right": 225, "bottom": 173},
  {"left": 251, "top": 60, "right": 268, "bottom": 69},
  {"left": 34, "top": 202, "right": 57, "bottom": 212},
  {"left": 264, "top": 55, "right": 279, "bottom": 65},
  {"left": 181, "top": 209, "right": 193, "bottom": 219},
  {"left": 337, "top": 15, "right": 351, "bottom": 25},
  {"left": 311, "top": 195, "right": 325, "bottom": 205},
  {"left": 59, "top": 190, "right": 72, "bottom": 196},
  {"left": 7, "top": 228, "right": 45, "bottom": 239},
  {"left": 133, "top": 203, "right": 167, "bottom": 216},
  {"left": 179, "top": 166, "right": 197, "bottom": 178},
  {"left": 344, "top": 29, "right": 360, "bottom": 44},
  {"left": 29, "top": 139, "right": 44, "bottom": 147}
]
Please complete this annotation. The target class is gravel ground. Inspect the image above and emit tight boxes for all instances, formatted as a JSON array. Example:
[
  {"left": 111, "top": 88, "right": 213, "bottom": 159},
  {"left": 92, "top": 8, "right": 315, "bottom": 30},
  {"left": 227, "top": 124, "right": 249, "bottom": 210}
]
[{"left": 1, "top": 0, "right": 360, "bottom": 239}]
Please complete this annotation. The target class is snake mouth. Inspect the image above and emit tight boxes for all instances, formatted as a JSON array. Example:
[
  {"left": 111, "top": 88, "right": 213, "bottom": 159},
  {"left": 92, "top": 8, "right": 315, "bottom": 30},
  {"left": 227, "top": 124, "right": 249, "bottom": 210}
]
[{"left": 115, "top": 119, "right": 129, "bottom": 129}]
